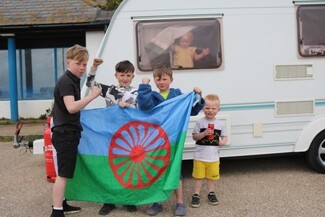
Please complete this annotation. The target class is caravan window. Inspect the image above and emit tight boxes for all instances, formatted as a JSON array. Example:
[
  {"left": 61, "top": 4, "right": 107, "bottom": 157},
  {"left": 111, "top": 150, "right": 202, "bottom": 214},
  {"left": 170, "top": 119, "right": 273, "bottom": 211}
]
[
  {"left": 297, "top": 5, "right": 325, "bottom": 57},
  {"left": 135, "top": 18, "right": 222, "bottom": 71}
]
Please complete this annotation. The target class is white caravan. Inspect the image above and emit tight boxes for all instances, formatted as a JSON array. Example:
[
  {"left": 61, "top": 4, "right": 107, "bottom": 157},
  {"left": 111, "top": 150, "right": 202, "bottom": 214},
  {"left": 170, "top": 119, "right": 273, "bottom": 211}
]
[{"left": 82, "top": 0, "right": 325, "bottom": 173}]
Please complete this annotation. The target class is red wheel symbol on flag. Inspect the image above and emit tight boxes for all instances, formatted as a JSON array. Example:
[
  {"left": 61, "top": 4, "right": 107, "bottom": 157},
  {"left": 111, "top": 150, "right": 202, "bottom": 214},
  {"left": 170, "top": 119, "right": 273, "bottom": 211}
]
[{"left": 109, "top": 121, "right": 170, "bottom": 189}]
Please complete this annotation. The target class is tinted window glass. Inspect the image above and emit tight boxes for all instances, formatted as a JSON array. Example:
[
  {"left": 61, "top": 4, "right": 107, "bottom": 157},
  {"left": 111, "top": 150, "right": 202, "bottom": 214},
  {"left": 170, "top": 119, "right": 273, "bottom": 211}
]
[
  {"left": 0, "top": 48, "right": 67, "bottom": 100},
  {"left": 297, "top": 5, "right": 325, "bottom": 56},
  {"left": 136, "top": 18, "right": 222, "bottom": 71}
]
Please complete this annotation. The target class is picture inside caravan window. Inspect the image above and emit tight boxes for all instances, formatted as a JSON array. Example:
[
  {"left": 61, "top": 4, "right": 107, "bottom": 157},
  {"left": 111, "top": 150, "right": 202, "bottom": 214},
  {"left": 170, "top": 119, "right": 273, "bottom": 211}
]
[
  {"left": 297, "top": 5, "right": 325, "bottom": 57},
  {"left": 136, "top": 18, "right": 222, "bottom": 71}
]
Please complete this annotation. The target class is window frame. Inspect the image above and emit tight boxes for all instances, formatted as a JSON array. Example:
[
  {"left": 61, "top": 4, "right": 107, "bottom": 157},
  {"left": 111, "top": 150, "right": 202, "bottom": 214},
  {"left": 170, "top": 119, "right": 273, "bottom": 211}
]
[
  {"left": 296, "top": 4, "right": 325, "bottom": 57},
  {"left": 134, "top": 16, "right": 223, "bottom": 71}
]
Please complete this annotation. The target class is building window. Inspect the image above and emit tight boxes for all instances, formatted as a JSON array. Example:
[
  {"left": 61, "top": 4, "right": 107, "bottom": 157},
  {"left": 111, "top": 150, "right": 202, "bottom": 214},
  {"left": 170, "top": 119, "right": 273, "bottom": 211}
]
[
  {"left": 135, "top": 18, "right": 222, "bottom": 71},
  {"left": 297, "top": 5, "right": 325, "bottom": 57},
  {"left": 0, "top": 47, "right": 67, "bottom": 100}
]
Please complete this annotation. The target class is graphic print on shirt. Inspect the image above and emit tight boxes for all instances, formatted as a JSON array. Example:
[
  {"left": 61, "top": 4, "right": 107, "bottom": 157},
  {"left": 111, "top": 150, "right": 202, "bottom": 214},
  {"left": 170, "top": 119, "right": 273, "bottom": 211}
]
[
  {"left": 101, "top": 84, "right": 138, "bottom": 107},
  {"left": 196, "top": 128, "right": 221, "bottom": 146}
]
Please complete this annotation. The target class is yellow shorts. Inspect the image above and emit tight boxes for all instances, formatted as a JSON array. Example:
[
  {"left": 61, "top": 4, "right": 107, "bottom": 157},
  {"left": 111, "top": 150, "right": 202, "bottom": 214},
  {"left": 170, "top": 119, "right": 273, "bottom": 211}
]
[{"left": 192, "top": 160, "right": 220, "bottom": 181}]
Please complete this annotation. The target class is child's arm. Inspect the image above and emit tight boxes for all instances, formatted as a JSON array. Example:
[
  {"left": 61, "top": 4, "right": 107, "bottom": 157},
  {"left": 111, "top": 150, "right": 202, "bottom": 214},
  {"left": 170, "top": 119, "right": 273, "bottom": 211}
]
[
  {"left": 193, "top": 87, "right": 202, "bottom": 96},
  {"left": 118, "top": 101, "right": 132, "bottom": 108},
  {"left": 63, "top": 86, "right": 101, "bottom": 114},
  {"left": 194, "top": 48, "right": 210, "bottom": 61},
  {"left": 219, "top": 136, "right": 228, "bottom": 146},
  {"left": 137, "top": 78, "right": 156, "bottom": 110},
  {"left": 86, "top": 58, "right": 114, "bottom": 99},
  {"left": 192, "top": 129, "right": 212, "bottom": 141},
  {"left": 191, "top": 87, "right": 205, "bottom": 116},
  {"left": 86, "top": 58, "right": 103, "bottom": 88},
  {"left": 93, "top": 58, "right": 103, "bottom": 68}
]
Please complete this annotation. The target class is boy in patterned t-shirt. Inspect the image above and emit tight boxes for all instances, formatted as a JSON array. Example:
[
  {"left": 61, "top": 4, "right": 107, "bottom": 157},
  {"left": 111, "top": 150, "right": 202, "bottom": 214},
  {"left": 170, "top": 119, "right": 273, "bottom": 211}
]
[
  {"left": 86, "top": 59, "right": 138, "bottom": 215},
  {"left": 191, "top": 94, "right": 228, "bottom": 208},
  {"left": 86, "top": 59, "right": 138, "bottom": 108}
]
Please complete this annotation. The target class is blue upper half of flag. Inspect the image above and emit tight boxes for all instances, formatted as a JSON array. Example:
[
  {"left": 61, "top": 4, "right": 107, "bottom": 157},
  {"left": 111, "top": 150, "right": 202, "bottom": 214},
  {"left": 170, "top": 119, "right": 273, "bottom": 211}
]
[{"left": 78, "top": 91, "right": 196, "bottom": 156}]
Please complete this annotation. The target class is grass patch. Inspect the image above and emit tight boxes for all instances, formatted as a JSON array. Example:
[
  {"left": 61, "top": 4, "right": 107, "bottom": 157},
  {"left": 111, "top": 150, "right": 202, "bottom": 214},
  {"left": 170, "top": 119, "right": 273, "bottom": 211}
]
[
  {"left": 0, "top": 135, "right": 43, "bottom": 142},
  {"left": 0, "top": 119, "right": 11, "bottom": 125},
  {"left": 0, "top": 118, "right": 46, "bottom": 125}
]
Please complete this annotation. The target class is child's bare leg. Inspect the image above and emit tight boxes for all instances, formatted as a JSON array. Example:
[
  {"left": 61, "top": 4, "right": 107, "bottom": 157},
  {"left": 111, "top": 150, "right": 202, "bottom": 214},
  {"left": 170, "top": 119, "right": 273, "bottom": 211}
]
[
  {"left": 52, "top": 176, "right": 67, "bottom": 207},
  {"left": 207, "top": 179, "right": 216, "bottom": 193},
  {"left": 174, "top": 180, "right": 184, "bottom": 204},
  {"left": 174, "top": 180, "right": 186, "bottom": 215},
  {"left": 194, "top": 178, "right": 203, "bottom": 195}
]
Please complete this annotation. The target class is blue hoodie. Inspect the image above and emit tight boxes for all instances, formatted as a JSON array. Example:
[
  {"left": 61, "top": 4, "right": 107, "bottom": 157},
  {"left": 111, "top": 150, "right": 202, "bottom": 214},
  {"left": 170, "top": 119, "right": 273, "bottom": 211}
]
[{"left": 137, "top": 83, "right": 205, "bottom": 116}]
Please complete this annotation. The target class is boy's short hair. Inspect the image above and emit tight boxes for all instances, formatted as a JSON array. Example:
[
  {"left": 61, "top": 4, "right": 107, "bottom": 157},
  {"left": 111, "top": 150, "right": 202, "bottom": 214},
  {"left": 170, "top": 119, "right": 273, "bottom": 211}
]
[
  {"left": 115, "top": 60, "right": 135, "bottom": 73},
  {"left": 153, "top": 65, "right": 173, "bottom": 79},
  {"left": 66, "top": 44, "right": 89, "bottom": 62},
  {"left": 205, "top": 94, "right": 220, "bottom": 102}
]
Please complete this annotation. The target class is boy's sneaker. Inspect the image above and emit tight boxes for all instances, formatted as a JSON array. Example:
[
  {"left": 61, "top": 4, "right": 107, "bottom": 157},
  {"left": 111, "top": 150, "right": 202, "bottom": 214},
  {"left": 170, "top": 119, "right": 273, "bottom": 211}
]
[
  {"left": 146, "top": 203, "right": 163, "bottom": 216},
  {"left": 175, "top": 203, "right": 186, "bottom": 216},
  {"left": 50, "top": 209, "right": 65, "bottom": 217},
  {"left": 207, "top": 192, "right": 219, "bottom": 205},
  {"left": 190, "top": 194, "right": 201, "bottom": 208},
  {"left": 99, "top": 203, "right": 116, "bottom": 215},
  {"left": 124, "top": 205, "right": 137, "bottom": 212},
  {"left": 63, "top": 200, "right": 81, "bottom": 214}
]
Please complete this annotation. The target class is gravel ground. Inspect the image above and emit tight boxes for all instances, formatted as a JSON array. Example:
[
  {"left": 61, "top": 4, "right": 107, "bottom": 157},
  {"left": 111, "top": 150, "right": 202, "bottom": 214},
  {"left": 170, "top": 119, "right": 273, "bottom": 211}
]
[{"left": 0, "top": 141, "right": 324, "bottom": 217}]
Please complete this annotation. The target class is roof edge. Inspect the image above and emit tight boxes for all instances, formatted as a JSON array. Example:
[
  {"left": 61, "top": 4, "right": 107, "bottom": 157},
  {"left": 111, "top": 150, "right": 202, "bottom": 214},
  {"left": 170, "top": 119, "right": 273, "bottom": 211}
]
[{"left": 83, "top": 0, "right": 99, "bottom": 7}]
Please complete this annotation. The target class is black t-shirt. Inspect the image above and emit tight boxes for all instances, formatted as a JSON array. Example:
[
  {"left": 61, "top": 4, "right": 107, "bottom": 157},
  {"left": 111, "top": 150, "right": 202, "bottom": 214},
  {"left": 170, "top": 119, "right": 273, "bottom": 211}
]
[{"left": 52, "top": 70, "right": 82, "bottom": 131}]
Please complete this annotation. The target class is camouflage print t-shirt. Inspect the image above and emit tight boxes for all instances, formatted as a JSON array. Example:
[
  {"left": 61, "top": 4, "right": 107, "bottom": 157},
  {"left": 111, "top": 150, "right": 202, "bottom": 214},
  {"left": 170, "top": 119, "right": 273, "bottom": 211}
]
[{"left": 86, "top": 69, "right": 138, "bottom": 108}]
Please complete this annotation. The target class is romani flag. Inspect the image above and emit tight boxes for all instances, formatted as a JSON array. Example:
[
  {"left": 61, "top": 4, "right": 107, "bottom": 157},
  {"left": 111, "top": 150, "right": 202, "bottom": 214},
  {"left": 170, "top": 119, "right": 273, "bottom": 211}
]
[{"left": 65, "top": 92, "right": 196, "bottom": 205}]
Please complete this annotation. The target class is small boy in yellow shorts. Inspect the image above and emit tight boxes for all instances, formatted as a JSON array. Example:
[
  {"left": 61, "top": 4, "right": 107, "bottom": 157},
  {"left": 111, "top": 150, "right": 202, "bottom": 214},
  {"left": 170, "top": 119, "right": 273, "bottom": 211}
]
[{"left": 191, "top": 94, "right": 228, "bottom": 208}]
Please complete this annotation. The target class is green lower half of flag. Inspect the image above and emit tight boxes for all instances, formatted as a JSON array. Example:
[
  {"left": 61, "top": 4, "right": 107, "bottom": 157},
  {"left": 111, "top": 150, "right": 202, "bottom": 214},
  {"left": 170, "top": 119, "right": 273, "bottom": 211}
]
[{"left": 65, "top": 132, "right": 187, "bottom": 205}]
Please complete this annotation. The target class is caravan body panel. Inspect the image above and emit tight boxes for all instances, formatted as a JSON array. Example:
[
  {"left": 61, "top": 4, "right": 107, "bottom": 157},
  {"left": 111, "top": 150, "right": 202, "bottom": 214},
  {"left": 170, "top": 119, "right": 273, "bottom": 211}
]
[{"left": 82, "top": 0, "right": 325, "bottom": 161}]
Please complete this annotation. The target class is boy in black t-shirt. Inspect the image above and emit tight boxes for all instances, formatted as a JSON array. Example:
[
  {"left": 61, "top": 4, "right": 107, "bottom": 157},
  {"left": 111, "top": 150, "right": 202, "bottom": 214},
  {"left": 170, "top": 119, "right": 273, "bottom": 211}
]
[{"left": 50, "top": 45, "right": 101, "bottom": 217}]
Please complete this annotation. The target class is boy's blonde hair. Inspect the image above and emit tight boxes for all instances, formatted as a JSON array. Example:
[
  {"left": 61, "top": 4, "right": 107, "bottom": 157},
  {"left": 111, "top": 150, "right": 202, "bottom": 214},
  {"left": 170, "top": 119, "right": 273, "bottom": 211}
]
[
  {"left": 153, "top": 65, "right": 173, "bottom": 79},
  {"left": 177, "top": 31, "right": 193, "bottom": 44},
  {"left": 65, "top": 44, "right": 89, "bottom": 62},
  {"left": 205, "top": 94, "right": 220, "bottom": 102},
  {"left": 183, "top": 31, "right": 193, "bottom": 41}
]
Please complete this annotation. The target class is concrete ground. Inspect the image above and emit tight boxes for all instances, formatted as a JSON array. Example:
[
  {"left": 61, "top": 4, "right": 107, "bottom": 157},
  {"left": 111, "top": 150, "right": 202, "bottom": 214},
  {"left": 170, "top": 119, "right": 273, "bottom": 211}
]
[{"left": 0, "top": 122, "right": 324, "bottom": 217}]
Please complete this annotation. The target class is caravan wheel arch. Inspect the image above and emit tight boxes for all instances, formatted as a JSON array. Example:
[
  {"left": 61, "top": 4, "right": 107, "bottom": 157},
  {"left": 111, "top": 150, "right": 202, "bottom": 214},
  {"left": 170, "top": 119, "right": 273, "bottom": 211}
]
[
  {"left": 295, "top": 115, "right": 325, "bottom": 152},
  {"left": 295, "top": 116, "right": 325, "bottom": 173}
]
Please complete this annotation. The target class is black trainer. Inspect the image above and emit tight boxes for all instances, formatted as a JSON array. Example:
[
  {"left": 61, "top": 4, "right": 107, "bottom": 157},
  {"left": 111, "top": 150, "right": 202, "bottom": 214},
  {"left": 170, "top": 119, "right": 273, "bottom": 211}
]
[
  {"left": 99, "top": 203, "right": 117, "bottom": 215},
  {"left": 207, "top": 192, "right": 219, "bottom": 205},
  {"left": 124, "top": 205, "right": 137, "bottom": 212},
  {"left": 50, "top": 209, "right": 65, "bottom": 217},
  {"left": 63, "top": 200, "right": 81, "bottom": 214},
  {"left": 190, "top": 194, "right": 201, "bottom": 208}
]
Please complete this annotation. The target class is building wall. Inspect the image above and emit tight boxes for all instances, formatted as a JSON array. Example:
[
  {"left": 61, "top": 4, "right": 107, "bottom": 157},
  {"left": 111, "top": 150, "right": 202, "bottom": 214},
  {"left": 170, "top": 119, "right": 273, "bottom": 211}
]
[{"left": 0, "top": 30, "right": 105, "bottom": 119}]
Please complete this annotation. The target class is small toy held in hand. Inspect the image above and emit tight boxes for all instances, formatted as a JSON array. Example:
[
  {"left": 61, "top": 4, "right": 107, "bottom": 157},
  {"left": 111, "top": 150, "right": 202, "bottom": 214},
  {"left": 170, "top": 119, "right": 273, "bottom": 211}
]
[{"left": 208, "top": 123, "right": 214, "bottom": 140}]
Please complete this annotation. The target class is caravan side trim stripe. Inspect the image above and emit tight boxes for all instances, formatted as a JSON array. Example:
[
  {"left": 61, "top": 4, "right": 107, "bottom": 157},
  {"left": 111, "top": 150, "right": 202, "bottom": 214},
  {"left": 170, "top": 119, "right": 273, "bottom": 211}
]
[
  {"left": 221, "top": 102, "right": 274, "bottom": 111},
  {"left": 221, "top": 99, "right": 325, "bottom": 111}
]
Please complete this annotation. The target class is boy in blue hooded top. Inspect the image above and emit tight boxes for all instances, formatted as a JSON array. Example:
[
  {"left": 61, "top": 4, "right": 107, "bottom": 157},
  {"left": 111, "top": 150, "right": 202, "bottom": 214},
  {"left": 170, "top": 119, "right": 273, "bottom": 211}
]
[
  {"left": 137, "top": 65, "right": 205, "bottom": 216},
  {"left": 138, "top": 65, "right": 204, "bottom": 115}
]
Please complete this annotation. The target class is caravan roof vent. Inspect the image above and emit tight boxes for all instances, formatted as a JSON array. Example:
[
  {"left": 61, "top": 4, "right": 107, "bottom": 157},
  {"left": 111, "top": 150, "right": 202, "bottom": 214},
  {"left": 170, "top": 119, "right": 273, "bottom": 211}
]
[
  {"left": 274, "top": 64, "right": 313, "bottom": 80},
  {"left": 275, "top": 100, "right": 314, "bottom": 117}
]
